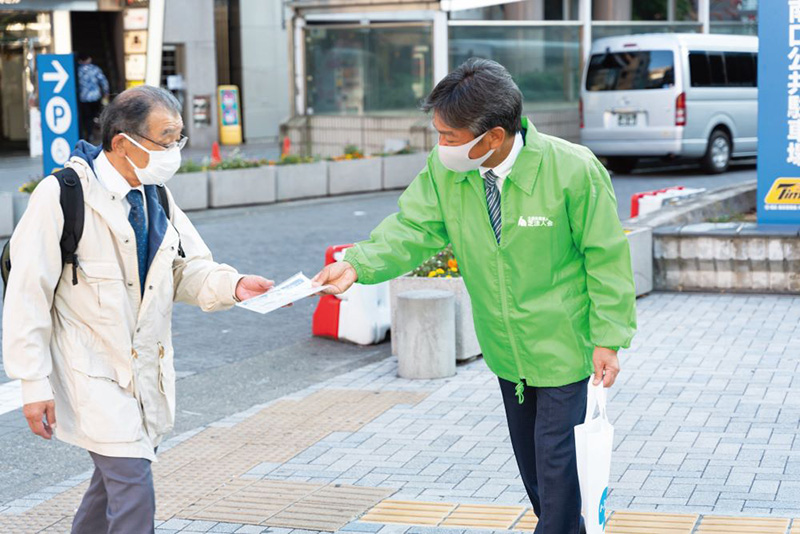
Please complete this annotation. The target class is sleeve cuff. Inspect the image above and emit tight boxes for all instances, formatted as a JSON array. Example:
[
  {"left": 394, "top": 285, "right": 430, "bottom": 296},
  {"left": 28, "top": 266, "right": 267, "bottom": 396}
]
[
  {"left": 21, "top": 379, "right": 53, "bottom": 405},
  {"left": 343, "top": 248, "right": 369, "bottom": 284}
]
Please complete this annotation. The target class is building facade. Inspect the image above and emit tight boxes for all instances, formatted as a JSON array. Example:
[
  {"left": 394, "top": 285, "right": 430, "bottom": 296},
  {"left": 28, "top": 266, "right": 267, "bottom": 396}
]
[{"left": 284, "top": 0, "right": 758, "bottom": 157}]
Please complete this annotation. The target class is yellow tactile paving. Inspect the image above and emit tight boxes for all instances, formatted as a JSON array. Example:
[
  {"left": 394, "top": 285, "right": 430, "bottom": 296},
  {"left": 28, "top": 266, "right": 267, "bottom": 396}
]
[
  {"left": 512, "top": 509, "right": 539, "bottom": 531},
  {"left": 606, "top": 510, "right": 698, "bottom": 533},
  {"left": 791, "top": 519, "right": 800, "bottom": 534},
  {"left": 441, "top": 504, "right": 526, "bottom": 528},
  {"left": 0, "top": 389, "right": 427, "bottom": 533},
  {"left": 360, "top": 500, "right": 458, "bottom": 525},
  {"left": 696, "top": 515, "right": 790, "bottom": 533}
]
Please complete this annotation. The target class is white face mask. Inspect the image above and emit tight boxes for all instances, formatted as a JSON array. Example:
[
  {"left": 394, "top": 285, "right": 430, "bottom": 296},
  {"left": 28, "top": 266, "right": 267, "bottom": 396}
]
[
  {"left": 437, "top": 130, "right": 495, "bottom": 173},
  {"left": 121, "top": 133, "right": 182, "bottom": 186}
]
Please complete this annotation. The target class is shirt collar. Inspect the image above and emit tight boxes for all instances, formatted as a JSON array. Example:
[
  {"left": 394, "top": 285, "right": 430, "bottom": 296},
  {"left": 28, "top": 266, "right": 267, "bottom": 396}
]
[
  {"left": 94, "top": 151, "right": 143, "bottom": 199},
  {"left": 480, "top": 132, "right": 523, "bottom": 181}
]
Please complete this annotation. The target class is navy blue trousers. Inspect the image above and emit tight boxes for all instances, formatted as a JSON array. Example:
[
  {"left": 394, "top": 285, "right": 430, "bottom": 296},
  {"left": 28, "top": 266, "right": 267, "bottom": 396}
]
[{"left": 499, "top": 377, "right": 589, "bottom": 534}]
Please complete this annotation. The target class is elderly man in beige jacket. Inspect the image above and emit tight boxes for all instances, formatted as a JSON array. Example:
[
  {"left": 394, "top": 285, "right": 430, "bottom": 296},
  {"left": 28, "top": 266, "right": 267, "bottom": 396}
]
[{"left": 2, "top": 85, "right": 273, "bottom": 534}]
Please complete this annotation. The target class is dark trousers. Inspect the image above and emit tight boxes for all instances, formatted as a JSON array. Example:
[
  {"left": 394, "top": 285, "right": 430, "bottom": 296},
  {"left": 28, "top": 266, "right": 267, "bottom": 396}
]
[
  {"left": 499, "top": 377, "right": 589, "bottom": 534},
  {"left": 71, "top": 452, "right": 155, "bottom": 534},
  {"left": 78, "top": 100, "right": 102, "bottom": 142}
]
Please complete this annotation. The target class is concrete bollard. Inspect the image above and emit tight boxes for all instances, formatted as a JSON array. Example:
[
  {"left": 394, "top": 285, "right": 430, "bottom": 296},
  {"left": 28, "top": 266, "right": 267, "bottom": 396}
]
[{"left": 396, "top": 289, "right": 456, "bottom": 380}]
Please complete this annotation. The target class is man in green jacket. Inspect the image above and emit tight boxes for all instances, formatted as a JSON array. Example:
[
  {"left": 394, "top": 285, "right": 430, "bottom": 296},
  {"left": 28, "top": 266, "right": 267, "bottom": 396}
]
[{"left": 313, "top": 58, "right": 636, "bottom": 533}]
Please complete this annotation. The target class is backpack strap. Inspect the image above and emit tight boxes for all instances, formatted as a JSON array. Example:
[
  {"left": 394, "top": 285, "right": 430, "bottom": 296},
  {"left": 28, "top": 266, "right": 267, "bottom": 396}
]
[
  {"left": 53, "top": 168, "right": 84, "bottom": 286},
  {"left": 155, "top": 184, "right": 185, "bottom": 258}
]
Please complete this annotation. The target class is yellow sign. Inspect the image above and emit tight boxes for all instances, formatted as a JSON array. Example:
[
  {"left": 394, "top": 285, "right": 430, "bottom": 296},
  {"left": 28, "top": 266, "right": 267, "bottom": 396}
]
[
  {"left": 217, "top": 85, "right": 242, "bottom": 145},
  {"left": 125, "top": 80, "right": 144, "bottom": 90},
  {"left": 764, "top": 178, "right": 800, "bottom": 204}
]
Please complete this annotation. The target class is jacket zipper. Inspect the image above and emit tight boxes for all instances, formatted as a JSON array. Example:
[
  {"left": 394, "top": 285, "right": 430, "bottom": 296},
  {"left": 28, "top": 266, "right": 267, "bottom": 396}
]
[{"left": 495, "top": 178, "right": 526, "bottom": 403}]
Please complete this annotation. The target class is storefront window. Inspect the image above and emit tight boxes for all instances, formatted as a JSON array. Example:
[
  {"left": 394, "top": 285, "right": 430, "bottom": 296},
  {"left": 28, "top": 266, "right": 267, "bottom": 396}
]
[
  {"left": 305, "top": 25, "right": 432, "bottom": 115},
  {"left": 710, "top": 0, "right": 757, "bottom": 35},
  {"left": 450, "top": 0, "right": 580, "bottom": 21},
  {"left": 632, "top": 0, "right": 699, "bottom": 21},
  {"left": 449, "top": 25, "right": 581, "bottom": 109}
]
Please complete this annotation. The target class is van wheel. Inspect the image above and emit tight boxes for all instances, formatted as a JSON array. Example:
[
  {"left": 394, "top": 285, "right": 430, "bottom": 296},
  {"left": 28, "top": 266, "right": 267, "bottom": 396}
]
[
  {"left": 702, "top": 130, "right": 731, "bottom": 174},
  {"left": 606, "top": 157, "right": 638, "bottom": 174}
]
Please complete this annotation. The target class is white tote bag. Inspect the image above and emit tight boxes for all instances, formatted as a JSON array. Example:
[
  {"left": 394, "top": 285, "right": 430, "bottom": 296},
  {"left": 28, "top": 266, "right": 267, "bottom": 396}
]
[{"left": 574, "top": 381, "right": 614, "bottom": 534}]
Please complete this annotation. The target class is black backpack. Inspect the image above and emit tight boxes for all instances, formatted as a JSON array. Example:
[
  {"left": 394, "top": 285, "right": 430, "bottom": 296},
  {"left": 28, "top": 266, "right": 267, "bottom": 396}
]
[{"left": 1, "top": 167, "right": 177, "bottom": 300}]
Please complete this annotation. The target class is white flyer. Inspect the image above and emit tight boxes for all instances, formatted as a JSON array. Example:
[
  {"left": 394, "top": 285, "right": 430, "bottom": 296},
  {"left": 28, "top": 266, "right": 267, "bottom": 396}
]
[{"left": 236, "top": 272, "right": 329, "bottom": 315}]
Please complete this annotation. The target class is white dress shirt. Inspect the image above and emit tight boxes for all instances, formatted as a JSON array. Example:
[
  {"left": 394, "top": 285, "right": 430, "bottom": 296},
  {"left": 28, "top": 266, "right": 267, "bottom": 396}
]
[
  {"left": 94, "top": 151, "right": 147, "bottom": 227},
  {"left": 479, "top": 132, "right": 524, "bottom": 194}
]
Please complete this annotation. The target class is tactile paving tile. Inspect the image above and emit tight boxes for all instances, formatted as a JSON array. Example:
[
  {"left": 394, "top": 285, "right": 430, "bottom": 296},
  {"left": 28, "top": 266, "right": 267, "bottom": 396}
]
[
  {"left": 512, "top": 509, "right": 539, "bottom": 531},
  {"left": 791, "top": 519, "right": 800, "bottom": 534},
  {"left": 360, "top": 500, "right": 457, "bottom": 525},
  {"left": 441, "top": 504, "right": 526, "bottom": 528},
  {"left": 696, "top": 515, "right": 790, "bottom": 533},
  {"left": 606, "top": 510, "right": 698, "bottom": 533},
  {"left": 0, "top": 389, "right": 426, "bottom": 532}
]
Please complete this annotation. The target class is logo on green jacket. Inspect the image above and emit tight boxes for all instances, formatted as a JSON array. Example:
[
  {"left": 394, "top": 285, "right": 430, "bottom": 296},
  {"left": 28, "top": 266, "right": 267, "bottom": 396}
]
[{"left": 517, "top": 216, "right": 554, "bottom": 227}]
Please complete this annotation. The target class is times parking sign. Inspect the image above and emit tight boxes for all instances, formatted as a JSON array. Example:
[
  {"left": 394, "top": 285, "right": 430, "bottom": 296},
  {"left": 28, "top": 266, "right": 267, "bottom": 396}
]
[{"left": 37, "top": 54, "right": 79, "bottom": 176}]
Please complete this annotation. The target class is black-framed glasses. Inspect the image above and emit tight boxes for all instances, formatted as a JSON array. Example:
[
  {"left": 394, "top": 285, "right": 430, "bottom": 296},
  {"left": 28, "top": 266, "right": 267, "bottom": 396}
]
[{"left": 136, "top": 133, "right": 188, "bottom": 151}]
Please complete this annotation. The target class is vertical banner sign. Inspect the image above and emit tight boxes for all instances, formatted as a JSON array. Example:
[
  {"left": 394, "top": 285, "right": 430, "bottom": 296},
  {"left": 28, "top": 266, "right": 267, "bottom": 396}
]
[
  {"left": 217, "top": 85, "right": 243, "bottom": 145},
  {"left": 37, "top": 54, "right": 79, "bottom": 177},
  {"left": 758, "top": 1, "right": 800, "bottom": 224}
]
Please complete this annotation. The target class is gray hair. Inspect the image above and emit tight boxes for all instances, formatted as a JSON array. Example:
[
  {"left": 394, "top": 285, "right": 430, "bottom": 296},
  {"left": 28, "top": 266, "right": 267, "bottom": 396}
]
[
  {"left": 100, "top": 85, "right": 182, "bottom": 151},
  {"left": 421, "top": 58, "right": 523, "bottom": 136}
]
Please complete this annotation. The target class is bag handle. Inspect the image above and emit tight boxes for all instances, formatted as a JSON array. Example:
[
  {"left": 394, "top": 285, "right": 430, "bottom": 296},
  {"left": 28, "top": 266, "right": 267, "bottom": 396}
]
[{"left": 584, "top": 380, "right": 609, "bottom": 423}]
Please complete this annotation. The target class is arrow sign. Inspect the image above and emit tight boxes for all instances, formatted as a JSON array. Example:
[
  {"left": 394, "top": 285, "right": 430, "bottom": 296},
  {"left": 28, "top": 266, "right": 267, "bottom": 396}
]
[{"left": 42, "top": 60, "right": 68, "bottom": 94}]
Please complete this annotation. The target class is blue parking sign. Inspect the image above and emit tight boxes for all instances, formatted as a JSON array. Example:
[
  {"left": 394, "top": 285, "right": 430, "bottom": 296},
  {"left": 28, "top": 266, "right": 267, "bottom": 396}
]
[{"left": 37, "top": 54, "right": 79, "bottom": 176}]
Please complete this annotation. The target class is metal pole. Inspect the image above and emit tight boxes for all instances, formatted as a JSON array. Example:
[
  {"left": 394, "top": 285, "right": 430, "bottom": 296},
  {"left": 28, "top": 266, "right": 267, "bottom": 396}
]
[
  {"left": 699, "top": 0, "right": 710, "bottom": 33},
  {"left": 579, "top": 0, "right": 591, "bottom": 65},
  {"left": 433, "top": 10, "right": 448, "bottom": 84}
]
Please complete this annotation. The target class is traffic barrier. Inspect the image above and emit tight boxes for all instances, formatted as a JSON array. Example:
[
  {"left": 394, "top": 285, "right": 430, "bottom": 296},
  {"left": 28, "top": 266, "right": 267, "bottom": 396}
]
[
  {"left": 312, "top": 244, "right": 390, "bottom": 345},
  {"left": 631, "top": 187, "right": 705, "bottom": 218}
]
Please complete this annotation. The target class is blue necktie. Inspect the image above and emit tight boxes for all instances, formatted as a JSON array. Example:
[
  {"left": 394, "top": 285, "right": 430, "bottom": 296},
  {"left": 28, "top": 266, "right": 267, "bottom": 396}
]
[
  {"left": 484, "top": 170, "right": 502, "bottom": 244},
  {"left": 127, "top": 190, "right": 149, "bottom": 295}
]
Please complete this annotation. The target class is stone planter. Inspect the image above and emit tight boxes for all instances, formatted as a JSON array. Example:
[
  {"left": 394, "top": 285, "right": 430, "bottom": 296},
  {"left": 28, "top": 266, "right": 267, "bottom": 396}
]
[
  {"left": 0, "top": 193, "right": 14, "bottom": 238},
  {"left": 169, "top": 171, "right": 209, "bottom": 211},
  {"left": 390, "top": 276, "right": 481, "bottom": 362},
  {"left": 328, "top": 158, "right": 382, "bottom": 196},
  {"left": 208, "top": 166, "right": 276, "bottom": 208},
  {"left": 276, "top": 161, "right": 328, "bottom": 201},
  {"left": 12, "top": 193, "right": 30, "bottom": 229},
  {"left": 382, "top": 153, "right": 428, "bottom": 190}
]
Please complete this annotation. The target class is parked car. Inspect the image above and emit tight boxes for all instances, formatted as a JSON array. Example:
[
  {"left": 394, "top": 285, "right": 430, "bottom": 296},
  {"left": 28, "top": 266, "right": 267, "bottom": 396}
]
[{"left": 580, "top": 33, "right": 758, "bottom": 174}]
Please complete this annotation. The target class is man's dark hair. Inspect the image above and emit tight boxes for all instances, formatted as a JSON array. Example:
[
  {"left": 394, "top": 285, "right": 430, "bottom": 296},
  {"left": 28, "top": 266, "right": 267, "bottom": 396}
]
[
  {"left": 78, "top": 53, "right": 91, "bottom": 62},
  {"left": 421, "top": 57, "right": 523, "bottom": 136},
  {"left": 100, "top": 85, "right": 182, "bottom": 151}
]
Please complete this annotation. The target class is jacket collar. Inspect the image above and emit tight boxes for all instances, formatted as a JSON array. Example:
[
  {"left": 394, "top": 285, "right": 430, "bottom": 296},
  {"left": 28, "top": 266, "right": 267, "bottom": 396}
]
[{"left": 453, "top": 116, "right": 544, "bottom": 196}]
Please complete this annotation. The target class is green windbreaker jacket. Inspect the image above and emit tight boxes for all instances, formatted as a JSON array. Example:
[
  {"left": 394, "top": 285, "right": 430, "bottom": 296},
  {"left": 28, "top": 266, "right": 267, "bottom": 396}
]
[{"left": 345, "top": 117, "right": 637, "bottom": 399}]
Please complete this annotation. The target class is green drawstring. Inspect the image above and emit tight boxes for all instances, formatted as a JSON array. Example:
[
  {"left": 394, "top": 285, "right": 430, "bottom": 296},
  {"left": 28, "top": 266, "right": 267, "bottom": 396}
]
[{"left": 515, "top": 381, "right": 525, "bottom": 404}]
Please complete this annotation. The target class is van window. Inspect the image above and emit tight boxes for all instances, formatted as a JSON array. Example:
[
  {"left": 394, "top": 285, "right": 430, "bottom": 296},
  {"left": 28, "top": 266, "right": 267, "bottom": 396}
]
[
  {"left": 689, "top": 51, "right": 757, "bottom": 87},
  {"left": 586, "top": 50, "right": 675, "bottom": 91}
]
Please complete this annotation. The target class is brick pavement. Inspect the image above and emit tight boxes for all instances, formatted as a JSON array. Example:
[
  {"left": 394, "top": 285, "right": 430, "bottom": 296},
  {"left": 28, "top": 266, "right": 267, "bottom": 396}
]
[{"left": 0, "top": 292, "right": 798, "bottom": 533}]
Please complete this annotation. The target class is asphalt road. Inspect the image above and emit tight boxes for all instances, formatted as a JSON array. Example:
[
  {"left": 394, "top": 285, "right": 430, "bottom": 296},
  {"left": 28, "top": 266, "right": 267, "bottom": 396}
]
[{"left": 0, "top": 159, "right": 756, "bottom": 506}]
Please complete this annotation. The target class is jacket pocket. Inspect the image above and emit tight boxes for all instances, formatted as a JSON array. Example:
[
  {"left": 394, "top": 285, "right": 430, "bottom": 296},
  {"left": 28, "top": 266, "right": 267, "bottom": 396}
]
[
  {"left": 78, "top": 261, "right": 127, "bottom": 325},
  {"left": 71, "top": 358, "right": 143, "bottom": 444}
]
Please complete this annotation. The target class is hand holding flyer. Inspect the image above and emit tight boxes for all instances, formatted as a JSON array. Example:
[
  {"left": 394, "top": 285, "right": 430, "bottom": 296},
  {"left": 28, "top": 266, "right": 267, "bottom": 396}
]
[{"left": 236, "top": 272, "right": 329, "bottom": 315}]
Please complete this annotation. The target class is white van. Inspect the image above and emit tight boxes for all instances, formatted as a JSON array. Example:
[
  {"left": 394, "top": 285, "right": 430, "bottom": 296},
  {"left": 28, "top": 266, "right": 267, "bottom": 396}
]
[{"left": 580, "top": 33, "right": 758, "bottom": 174}]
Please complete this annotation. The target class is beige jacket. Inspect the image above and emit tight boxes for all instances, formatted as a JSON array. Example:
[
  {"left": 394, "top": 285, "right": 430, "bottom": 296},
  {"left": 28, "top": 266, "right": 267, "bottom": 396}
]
[{"left": 2, "top": 150, "right": 241, "bottom": 461}]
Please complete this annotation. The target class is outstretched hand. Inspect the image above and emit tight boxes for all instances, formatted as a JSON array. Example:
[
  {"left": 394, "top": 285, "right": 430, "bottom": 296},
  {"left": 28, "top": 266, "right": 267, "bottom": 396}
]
[
  {"left": 312, "top": 261, "right": 358, "bottom": 295},
  {"left": 235, "top": 275, "right": 274, "bottom": 301}
]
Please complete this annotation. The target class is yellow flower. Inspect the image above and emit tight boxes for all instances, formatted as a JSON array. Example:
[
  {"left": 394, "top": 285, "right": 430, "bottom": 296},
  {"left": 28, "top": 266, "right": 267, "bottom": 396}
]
[
  {"left": 446, "top": 275, "right": 452, "bottom": 279},
  {"left": 437, "top": 268, "right": 445, "bottom": 274},
  {"left": 428, "top": 271, "right": 437, "bottom": 278}
]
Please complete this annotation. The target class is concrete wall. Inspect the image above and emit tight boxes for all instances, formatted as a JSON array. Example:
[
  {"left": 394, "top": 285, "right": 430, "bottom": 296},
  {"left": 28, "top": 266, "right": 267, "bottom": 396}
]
[
  {"left": 163, "top": 0, "right": 218, "bottom": 148},
  {"left": 238, "top": 1, "right": 290, "bottom": 143}
]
